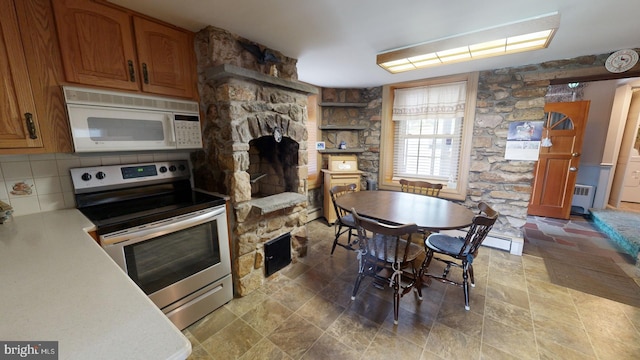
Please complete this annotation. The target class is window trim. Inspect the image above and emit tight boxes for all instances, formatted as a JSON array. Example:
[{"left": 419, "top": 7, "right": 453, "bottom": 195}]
[
  {"left": 306, "top": 94, "right": 322, "bottom": 189},
  {"left": 379, "top": 72, "right": 478, "bottom": 200}
]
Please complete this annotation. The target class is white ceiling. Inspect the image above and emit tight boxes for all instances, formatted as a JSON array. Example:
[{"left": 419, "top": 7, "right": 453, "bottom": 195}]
[{"left": 109, "top": 0, "right": 640, "bottom": 88}]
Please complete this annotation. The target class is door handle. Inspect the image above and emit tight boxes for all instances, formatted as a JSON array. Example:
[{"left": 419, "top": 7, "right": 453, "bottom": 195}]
[
  {"left": 572, "top": 152, "right": 581, "bottom": 157},
  {"left": 569, "top": 167, "right": 578, "bottom": 172}
]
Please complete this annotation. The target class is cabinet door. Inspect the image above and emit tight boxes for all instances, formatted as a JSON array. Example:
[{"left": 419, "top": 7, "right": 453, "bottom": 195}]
[
  {"left": 133, "top": 17, "right": 195, "bottom": 99},
  {"left": 0, "top": 0, "right": 43, "bottom": 149},
  {"left": 52, "top": 0, "right": 139, "bottom": 91}
]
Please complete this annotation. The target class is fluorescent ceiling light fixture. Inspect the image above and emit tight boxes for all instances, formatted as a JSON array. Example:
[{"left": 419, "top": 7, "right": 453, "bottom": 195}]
[{"left": 377, "top": 12, "right": 560, "bottom": 73}]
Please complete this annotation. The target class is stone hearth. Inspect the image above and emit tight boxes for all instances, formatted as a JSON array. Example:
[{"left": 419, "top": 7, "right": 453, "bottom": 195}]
[{"left": 192, "top": 26, "right": 318, "bottom": 296}]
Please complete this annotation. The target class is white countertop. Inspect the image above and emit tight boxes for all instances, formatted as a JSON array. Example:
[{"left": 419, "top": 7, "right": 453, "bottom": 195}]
[{"left": 0, "top": 209, "right": 191, "bottom": 360}]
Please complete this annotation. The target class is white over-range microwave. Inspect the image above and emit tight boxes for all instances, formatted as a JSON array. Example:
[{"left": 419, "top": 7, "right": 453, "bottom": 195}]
[{"left": 63, "top": 86, "right": 203, "bottom": 152}]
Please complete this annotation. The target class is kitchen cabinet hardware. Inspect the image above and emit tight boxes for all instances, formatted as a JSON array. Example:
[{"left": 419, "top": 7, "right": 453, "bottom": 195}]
[
  {"left": 25, "top": 112, "right": 37, "bottom": 139},
  {"left": 142, "top": 63, "right": 149, "bottom": 84},
  {"left": 128, "top": 60, "right": 135, "bottom": 82}
]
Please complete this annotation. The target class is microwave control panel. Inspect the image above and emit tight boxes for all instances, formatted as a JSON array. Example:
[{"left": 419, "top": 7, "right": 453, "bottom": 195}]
[{"left": 174, "top": 115, "right": 203, "bottom": 149}]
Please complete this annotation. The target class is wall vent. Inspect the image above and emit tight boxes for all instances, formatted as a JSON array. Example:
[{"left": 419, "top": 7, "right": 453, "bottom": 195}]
[
  {"left": 264, "top": 233, "right": 291, "bottom": 277},
  {"left": 571, "top": 184, "right": 595, "bottom": 214}
]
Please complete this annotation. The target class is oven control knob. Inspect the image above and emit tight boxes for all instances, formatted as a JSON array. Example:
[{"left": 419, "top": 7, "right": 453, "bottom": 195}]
[
  {"left": 96, "top": 171, "right": 106, "bottom": 180},
  {"left": 159, "top": 166, "right": 168, "bottom": 173},
  {"left": 178, "top": 164, "right": 186, "bottom": 172},
  {"left": 169, "top": 165, "right": 177, "bottom": 172},
  {"left": 81, "top": 173, "right": 92, "bottom": 181}
]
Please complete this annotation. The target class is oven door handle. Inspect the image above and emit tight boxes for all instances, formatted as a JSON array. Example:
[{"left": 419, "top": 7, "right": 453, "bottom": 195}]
[{"left": 101, "top": 206, "right": 225, "bottom": 246}]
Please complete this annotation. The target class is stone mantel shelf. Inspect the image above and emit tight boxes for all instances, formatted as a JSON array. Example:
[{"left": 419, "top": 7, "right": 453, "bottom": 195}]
[
  {"left": 205, "top": 64, "right": 318, "bottom": 95},
  {"left": 243, "top": 192, "right": 307, "bottom": 215}
]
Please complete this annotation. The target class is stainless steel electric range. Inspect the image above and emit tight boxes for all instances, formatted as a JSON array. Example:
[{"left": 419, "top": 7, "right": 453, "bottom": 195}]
[{"left": 71, "top": 160, "right": 233, "bottom": 330}]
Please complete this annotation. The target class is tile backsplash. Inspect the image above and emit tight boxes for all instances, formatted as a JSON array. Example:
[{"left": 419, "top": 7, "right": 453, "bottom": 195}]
[{"left": 0, "top": 152, "right": 192, "bottom": 217}]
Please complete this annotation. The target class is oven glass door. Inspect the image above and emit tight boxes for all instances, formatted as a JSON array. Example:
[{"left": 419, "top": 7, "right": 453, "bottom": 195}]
[
  {"left": 101, "top": 206, "right": 231, "bottom": 309},
  {"left": 124, "top": 220, "right": 220, "bottom": 295}
]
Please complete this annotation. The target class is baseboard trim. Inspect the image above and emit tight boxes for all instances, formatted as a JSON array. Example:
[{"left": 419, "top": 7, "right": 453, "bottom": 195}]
[{"left": 307, "top": 207, "right": 322, "bottom": 222}]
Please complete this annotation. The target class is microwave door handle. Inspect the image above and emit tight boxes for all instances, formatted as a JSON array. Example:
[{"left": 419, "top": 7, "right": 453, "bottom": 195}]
[
  {"left": 101, "top": 207, "right": 225, "bottom": 246},
  {"left": 167, "top": 114, "right": 176, "bottom": 145}
]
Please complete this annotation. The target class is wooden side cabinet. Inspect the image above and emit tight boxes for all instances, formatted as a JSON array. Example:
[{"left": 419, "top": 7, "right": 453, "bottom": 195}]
[
  {"left": 321, "top": 155, "right": 363, "bottom": 224},
  {"left": 133, "top": 16, "right": 196, "bottom": 99},
  {"left": 52, "top": 0, "right": 196, "bottom": 99},
  {"left": 0, "top": 0, "right": 44, "bottom": 149}
]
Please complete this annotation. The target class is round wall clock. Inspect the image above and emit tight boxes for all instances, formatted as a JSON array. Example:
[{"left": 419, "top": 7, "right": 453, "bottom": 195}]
[
  {"left": 605, "top": 49, "right": 639, "bottom": 73},
  {"left": 273, "top": 126, "right": 283, "bottom": 143}
]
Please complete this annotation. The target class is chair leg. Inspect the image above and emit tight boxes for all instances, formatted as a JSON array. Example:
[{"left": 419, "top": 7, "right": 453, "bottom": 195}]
[
  {"left": 469, "top": 263, "right": 475, "bottom": 288},
  {"left": 393, "top": 277, "right": 400, "bottom": 325},
  {"left": 351, "top": 275, "right": 363, "bottom": 300},
  {"left": 411, "top": 262, "right": 423, "bottom": 300},
  {"left": 420, "top": 249, "right": 434, "bottom": 275},
  {"left": 347, "top": 228, "right": 354, "bottom": 247},
  {"left": 462, "top": 261, "right": 470, "bottom": 311},
  {"left": 351, "top": 257, "right": 366, "bottom": 300},
  {"left": 330, "top": 223, "right": 342, "bottom": 255}
]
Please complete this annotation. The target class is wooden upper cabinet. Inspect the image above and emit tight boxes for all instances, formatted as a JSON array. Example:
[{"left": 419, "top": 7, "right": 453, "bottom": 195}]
[
  {"left": 52, "top": 0, "right": 196, "bottom": 99},
  {"left": 133, "top": 17, "right": 195, "bottom": 98},
  {"left": 52, "top": 0, "right": 139, "bottom": 91},
  {"left": 0, "top": 0, "right": 44, "bottom": 149}
]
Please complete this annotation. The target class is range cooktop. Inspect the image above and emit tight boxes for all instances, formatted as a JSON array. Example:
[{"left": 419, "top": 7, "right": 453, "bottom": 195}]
[{"left": 70, "top": 161, "right": 226, "bottom": 235}]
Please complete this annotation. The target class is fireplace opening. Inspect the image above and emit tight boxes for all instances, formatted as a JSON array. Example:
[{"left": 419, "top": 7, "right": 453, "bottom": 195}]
[{"left": 248, "top": 136, "right": 299, "bottom": 198}]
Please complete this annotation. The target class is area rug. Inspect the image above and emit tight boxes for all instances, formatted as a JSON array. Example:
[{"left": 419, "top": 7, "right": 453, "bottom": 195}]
[
  {"left": 590, "top": 208, "right": 640, "bottom": 262},
  {"left": 540, "top": 247, "right": 640, "bottom": 308}
]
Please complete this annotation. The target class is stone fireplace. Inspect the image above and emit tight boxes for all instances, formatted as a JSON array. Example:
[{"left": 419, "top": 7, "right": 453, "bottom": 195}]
[{"left": 192, "top": 26, "right": 318, "bottom": 296}]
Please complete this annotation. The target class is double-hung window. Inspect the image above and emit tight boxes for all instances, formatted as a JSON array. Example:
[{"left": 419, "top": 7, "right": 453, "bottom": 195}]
[{"left": 380, "top": 73, "right": 478, "bottom": 200}]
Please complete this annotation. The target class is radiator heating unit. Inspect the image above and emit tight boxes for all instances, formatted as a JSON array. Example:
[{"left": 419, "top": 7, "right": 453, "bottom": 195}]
[{"left": 571, "top": 184, "right": 595, "bottom": 214}]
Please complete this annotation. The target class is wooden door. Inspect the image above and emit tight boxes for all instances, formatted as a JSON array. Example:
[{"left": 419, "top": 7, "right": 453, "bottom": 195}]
[
  {"left": 52, "top": 0, "right": 139, "bottom": 91},
  {"left": 0, "top": 0, "right": 43, "bottom": 149},
  {"left": 528, "top": 101, "right": 590, "bottom": 219},
  {"left": 133, "top": 17, "right": 195, "bottom": 99}
]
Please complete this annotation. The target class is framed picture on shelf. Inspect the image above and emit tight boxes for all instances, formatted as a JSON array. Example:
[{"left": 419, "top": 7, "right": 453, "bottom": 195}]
[{"left": 315, "top": 142, "right": 325, "bottom": 150}]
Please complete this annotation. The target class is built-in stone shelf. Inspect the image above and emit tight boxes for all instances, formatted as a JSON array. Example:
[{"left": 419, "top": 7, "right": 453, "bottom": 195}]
[
  {"left": 319, "top": 102, "right": 368, "bottom": 107},
  {"left": 319, "top": 148, "right": 366, "bottom": 153},
  {"left": 205, "top": 64, "right": 318, "bottom": 95},
  {"left": 318, "top": 125, "right": 368, "bottom": 130},
  {"left": 246, "top": 192, "right": 307, "bottom": 215}
]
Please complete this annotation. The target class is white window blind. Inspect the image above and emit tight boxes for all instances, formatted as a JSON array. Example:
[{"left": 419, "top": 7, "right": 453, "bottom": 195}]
[{"left": 392, "top": 81, "right": 466, "bottom": 184}]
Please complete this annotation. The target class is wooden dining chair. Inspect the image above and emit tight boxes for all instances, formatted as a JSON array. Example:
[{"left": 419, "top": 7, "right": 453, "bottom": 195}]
[
  {"left": 329, "top": 184, "right": 359, "bottom": 254},
  {"left": 420, "top": 202, "right": 498, "bottom": 310},
  {"left": 399, "top": 179, "right": 443, "bottom": 197},
  {"left": 399, "top": 178, "right": 444, "bottom": 242},
  {"left": 350, "top": 208, "right": 424, "bottom": 325}
]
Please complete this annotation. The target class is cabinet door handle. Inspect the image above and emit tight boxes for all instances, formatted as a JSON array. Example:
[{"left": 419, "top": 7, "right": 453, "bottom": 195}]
[
  {"left": 127, "top": 60, "right": 135, "bottom": 82},
  {"left": 142, "top": 63, "right": 149, "bottom": 84},
  {"left": 25, "top": 113, "right": 37, "bottom": 139}
]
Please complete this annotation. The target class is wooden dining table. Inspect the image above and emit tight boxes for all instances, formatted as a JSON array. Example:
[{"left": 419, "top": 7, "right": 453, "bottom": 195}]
[{"left": 334, "top": 190, "right": 475, "bottom": 232}]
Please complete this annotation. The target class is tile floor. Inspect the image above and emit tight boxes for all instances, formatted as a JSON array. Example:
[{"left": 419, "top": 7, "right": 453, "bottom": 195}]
[{"left": 183, "top": 217, "right": 640, "bottom": 360}]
